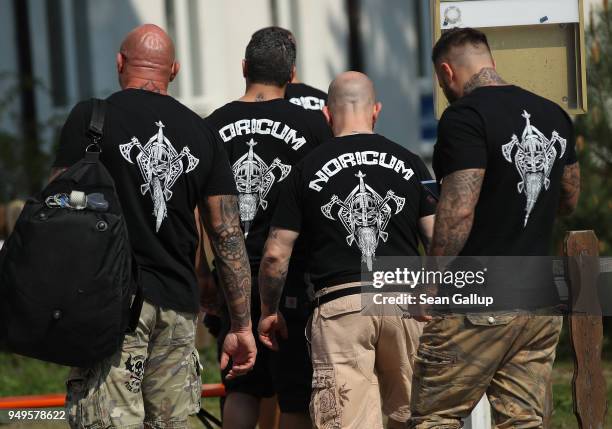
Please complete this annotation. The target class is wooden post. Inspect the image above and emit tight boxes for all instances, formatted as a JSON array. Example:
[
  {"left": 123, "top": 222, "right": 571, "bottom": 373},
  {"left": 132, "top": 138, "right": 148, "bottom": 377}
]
[{"left": 565, "top": 230, "right": 607, "bottom": 429}]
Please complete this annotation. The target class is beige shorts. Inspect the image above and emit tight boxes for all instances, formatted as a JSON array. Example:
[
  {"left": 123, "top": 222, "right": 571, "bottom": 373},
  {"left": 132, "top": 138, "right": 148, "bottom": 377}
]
[
  {"left": 308, "top": 285, "right": 423, "bottom": 429},
  {"left": 65, "top": 300, "right": 202, "bottom": 429}
]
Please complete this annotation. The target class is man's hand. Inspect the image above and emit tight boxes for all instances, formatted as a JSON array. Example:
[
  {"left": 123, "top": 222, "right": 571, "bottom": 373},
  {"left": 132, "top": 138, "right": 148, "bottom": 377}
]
[
  {"left": 220, "top": 327, "right": 257, "bottom": 380},
  {"left": 258, "top": 312, "right": 288, "bottom": 351},
  {"left": 411, "top": 302, "right": 433, "bottom": 322}
]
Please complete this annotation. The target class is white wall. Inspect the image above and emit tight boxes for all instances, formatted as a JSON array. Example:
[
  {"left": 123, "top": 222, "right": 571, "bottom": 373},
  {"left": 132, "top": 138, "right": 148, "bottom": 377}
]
[{"left": 361, "top": 0, "right": 420, "bottom": 150}]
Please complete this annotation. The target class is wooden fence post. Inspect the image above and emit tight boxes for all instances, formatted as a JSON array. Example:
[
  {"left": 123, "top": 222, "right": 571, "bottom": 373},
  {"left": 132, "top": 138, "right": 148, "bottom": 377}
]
[{"left": 565, "top": 230, "right": 607, "bottom": 429}]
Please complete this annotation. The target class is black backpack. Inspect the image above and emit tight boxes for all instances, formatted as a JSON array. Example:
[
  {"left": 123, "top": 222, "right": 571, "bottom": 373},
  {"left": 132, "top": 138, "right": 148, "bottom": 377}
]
[{"left": 0, "top": 99, "right": 143, "bottom": 367}]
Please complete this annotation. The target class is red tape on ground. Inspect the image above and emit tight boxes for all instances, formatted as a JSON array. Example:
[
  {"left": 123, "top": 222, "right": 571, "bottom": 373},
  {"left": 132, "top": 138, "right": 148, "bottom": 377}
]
[{"left": 0, "top": 383, "right": 225, "bottom": 409}]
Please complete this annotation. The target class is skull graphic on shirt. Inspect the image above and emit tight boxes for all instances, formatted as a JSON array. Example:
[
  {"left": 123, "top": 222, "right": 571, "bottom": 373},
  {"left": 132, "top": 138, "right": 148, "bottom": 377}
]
[
  {"left": 502, "top": 111, "right": 566, "bottom": 226},
  {"left": 321, "top": 171, "right": 405, "bottom": 271},
  {"left": 231, "top": 139, "right": 291, "bottom": 235},
  {"left": 119, "top": 121, "right": 199, "bottom": 232}
]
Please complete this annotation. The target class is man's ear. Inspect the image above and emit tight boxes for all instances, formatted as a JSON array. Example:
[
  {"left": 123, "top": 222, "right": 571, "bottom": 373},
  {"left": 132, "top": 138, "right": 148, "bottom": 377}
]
[
  {"left": 242, "top": 60, "right": 248, "bottom": 79},
  {"left": 290, "top": 65, "right": 297, "bottom": 83},
  {"left": 372, "top": 102, "right": 382, "bottom": 128},
  {"left": 116, "top": 52, "right": 124, "bottom": 75},
  {"left": 322, "top": 105, "right": 333, "bottom": 127},
  {"left": 169, "top": 61, "right": 180, "bottom": 82},
  {"left": 440, "top": 62, "right": 454, "bottom": 84}
]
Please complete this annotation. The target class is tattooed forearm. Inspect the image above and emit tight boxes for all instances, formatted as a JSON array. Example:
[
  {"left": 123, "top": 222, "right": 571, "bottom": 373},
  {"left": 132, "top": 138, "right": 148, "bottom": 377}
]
[
  {"left": 202, "top": 195, "right": 251, "bottom": 330},
  {"left": 259, "top": 227, "right": 297, "bottom": 315},
  {"left": 429, "top": 169, "right": 485, "bottom": 257},
  {"left": 463, "top": 67, "right": 507, "bottom": 95},
  {"left": 259, "top": 271, "right": 288, "bottom": 314},
  {"left": 558, "top": 163, "right": 580, "bottom": 215}
]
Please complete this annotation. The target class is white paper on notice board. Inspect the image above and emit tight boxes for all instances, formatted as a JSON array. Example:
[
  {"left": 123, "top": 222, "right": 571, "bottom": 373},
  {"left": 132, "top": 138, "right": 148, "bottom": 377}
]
[{"left": 440, "top": 0, "right": 580, "bottom": 29}]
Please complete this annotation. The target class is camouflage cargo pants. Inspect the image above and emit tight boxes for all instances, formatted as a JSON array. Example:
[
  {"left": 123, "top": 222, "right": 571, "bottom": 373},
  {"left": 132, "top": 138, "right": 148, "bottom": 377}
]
[
  {"left": 65, "top": 300, "right": 202, "bottom": 429},
  {"left": 409, "top": 313, "right": 562, "bottom": 429}
]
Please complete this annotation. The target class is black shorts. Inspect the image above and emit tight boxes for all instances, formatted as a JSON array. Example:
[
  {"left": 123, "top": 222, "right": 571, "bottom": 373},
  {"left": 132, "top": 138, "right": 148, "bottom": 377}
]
[
  {"left": 216, "top": 274, "right": 312, "bottom": 413},
  {"left": 270, "top": 316, "right": 312, "bottom": 413}
]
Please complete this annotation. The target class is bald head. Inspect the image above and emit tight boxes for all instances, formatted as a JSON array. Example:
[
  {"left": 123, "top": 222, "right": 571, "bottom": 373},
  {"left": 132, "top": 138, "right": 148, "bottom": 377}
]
[
  {"left": 328, "top": 71, "right": 376, "bottom": 113},
  {"left": 117, "top": 24, "right": 179, "bottom": 92},
  {"left": 323, "top": 72, "right": 382, "bottom": 136}
]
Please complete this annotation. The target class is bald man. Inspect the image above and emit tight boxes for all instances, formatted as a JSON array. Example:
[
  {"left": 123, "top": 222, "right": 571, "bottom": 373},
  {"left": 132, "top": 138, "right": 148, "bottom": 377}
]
[
  {"left": 408, "top": 28, "right": 579, "bottom": 428},
  {"left": 52, "top": 24, "right": 256, "bottom": 428},
  {"left": 258, "top": 71, "right": 436, "bottom": 429}
]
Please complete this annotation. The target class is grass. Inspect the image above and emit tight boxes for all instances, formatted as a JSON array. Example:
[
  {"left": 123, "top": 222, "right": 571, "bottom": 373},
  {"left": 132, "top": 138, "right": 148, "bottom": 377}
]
[
  {"left": 1, "top": 348, "right": 611, "bottom": 428},
  {"left": 0, "top": 347, "right": 222, "bottom": 429}
]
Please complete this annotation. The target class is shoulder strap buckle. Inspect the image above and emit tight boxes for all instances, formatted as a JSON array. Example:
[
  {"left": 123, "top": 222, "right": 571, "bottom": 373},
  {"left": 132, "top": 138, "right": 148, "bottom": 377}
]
[{"left": 86, "top": 98, "right": 107, "bottom": 153}]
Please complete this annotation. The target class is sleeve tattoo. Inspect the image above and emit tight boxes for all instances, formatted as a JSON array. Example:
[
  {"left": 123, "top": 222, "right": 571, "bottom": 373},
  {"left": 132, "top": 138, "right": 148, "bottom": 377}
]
[
  {"left": 558, "top": 163, "right": 580, "bottom": 215},
  {"left": 202, "top": 195, "right": 251, "bottom": 329},
  {"left": 259, "top": 227, "right": 290, "bottom": 314},
  {"left": 429, "top": 169, "right": 485, "bottom": 257}
]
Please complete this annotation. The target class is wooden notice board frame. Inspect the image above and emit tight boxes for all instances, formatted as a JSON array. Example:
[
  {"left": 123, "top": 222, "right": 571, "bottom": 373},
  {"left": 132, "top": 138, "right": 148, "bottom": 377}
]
[{"left": 431, "top": 0, "right": 588, "bottom": 118}]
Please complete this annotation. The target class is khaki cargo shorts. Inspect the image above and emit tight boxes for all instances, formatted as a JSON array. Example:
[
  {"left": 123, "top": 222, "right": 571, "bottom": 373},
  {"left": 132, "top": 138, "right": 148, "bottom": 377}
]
[
  {"left": 65, "top": 300, "right": 202, "bottom": 429},
  {"left": 308, "top": 285, "right": 423, "bottom": 429},
  {"left": 409, "top": 313, "right": 563, "bottom": 429}
]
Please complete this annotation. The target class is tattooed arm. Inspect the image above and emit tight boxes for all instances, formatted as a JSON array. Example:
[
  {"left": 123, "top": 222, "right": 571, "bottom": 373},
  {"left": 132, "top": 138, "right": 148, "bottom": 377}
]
[
  {"left": 410, "top": 169, "right": 484, "bottom": 322},
  {"left": 201, "top": 195, "right": 251, "bottom": 329},
  {"left": 558, "top": 163, "right": 580, "bottom": 216},
  {"left": 201, "top": 195, "right": 256, "bottom": 378},
  {"left": 258, "top": 227, "right": 299, "bottom": 350},
  {"left": 195, "top": 207, "right": 222, "bottom": 314},
  {"left": 429, "top": 169, "right": 485, "bottom": 257}
]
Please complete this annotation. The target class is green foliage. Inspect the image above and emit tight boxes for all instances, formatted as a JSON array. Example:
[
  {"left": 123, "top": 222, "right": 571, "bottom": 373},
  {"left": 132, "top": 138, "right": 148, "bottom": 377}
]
[{"left": 554, "top": 2, "right": 612, "bottom": 256}]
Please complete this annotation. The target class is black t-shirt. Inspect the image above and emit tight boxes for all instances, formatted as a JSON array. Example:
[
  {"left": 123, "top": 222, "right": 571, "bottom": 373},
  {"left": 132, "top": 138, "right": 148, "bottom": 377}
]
[
  {"left": 433, "top": 85, "right": 576, "bottom": 257},
  {"left": 285, "top": 83, "right": 327, "bottom": 111},
  {"left": 205, "top": 98, "right": 332, "bottom": 272},
  {"left": 53, "top": 89, "right": 236, "bottom": 313},
  {"left": 272, "top": 134, "right": 436, "bottom": 290}
]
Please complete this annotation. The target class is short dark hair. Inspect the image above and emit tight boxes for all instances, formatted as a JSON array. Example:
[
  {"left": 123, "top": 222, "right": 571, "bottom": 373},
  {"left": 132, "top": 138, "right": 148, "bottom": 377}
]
[
  {"left": 431, "top": 28, "right": 491, "bottom": 64},
  {"left": 245, "top": 27, "right": 296, "bottom": 87}
]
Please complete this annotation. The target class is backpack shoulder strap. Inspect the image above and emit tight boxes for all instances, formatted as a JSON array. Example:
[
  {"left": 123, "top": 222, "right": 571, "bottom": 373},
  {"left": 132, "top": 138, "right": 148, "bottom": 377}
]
[
  {"left": 87, "top": 98, "right": 107, "bottom": 147},
  {"left": 84, "top": 98, "right": 107, "bottom": 162}
]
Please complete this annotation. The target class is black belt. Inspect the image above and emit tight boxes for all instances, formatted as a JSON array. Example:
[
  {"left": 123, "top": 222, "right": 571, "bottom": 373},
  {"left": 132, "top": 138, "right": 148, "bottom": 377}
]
[
  {"left": 311, "top": 286, "right": 363, "bottom": 310},
  {"left": 311, "top": 284, "right": 413, "bottom": 310}
]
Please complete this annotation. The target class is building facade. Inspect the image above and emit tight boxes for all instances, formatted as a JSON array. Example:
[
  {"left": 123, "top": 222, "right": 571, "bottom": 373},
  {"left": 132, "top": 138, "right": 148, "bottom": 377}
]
[{"left": 0, "top": 0, "right": 436, "bottom": 158}]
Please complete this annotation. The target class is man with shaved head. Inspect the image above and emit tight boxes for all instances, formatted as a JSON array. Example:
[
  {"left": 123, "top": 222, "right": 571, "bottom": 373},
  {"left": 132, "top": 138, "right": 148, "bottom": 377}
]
[
  {"left": 52, "top": 24, "right": 256, "bottom": 428},
  {"left": 408, "top": 28, "right": 580, "bottom": 428},
  {"left": 258, "top": 71, "right": 436, "bottom": 428}
]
